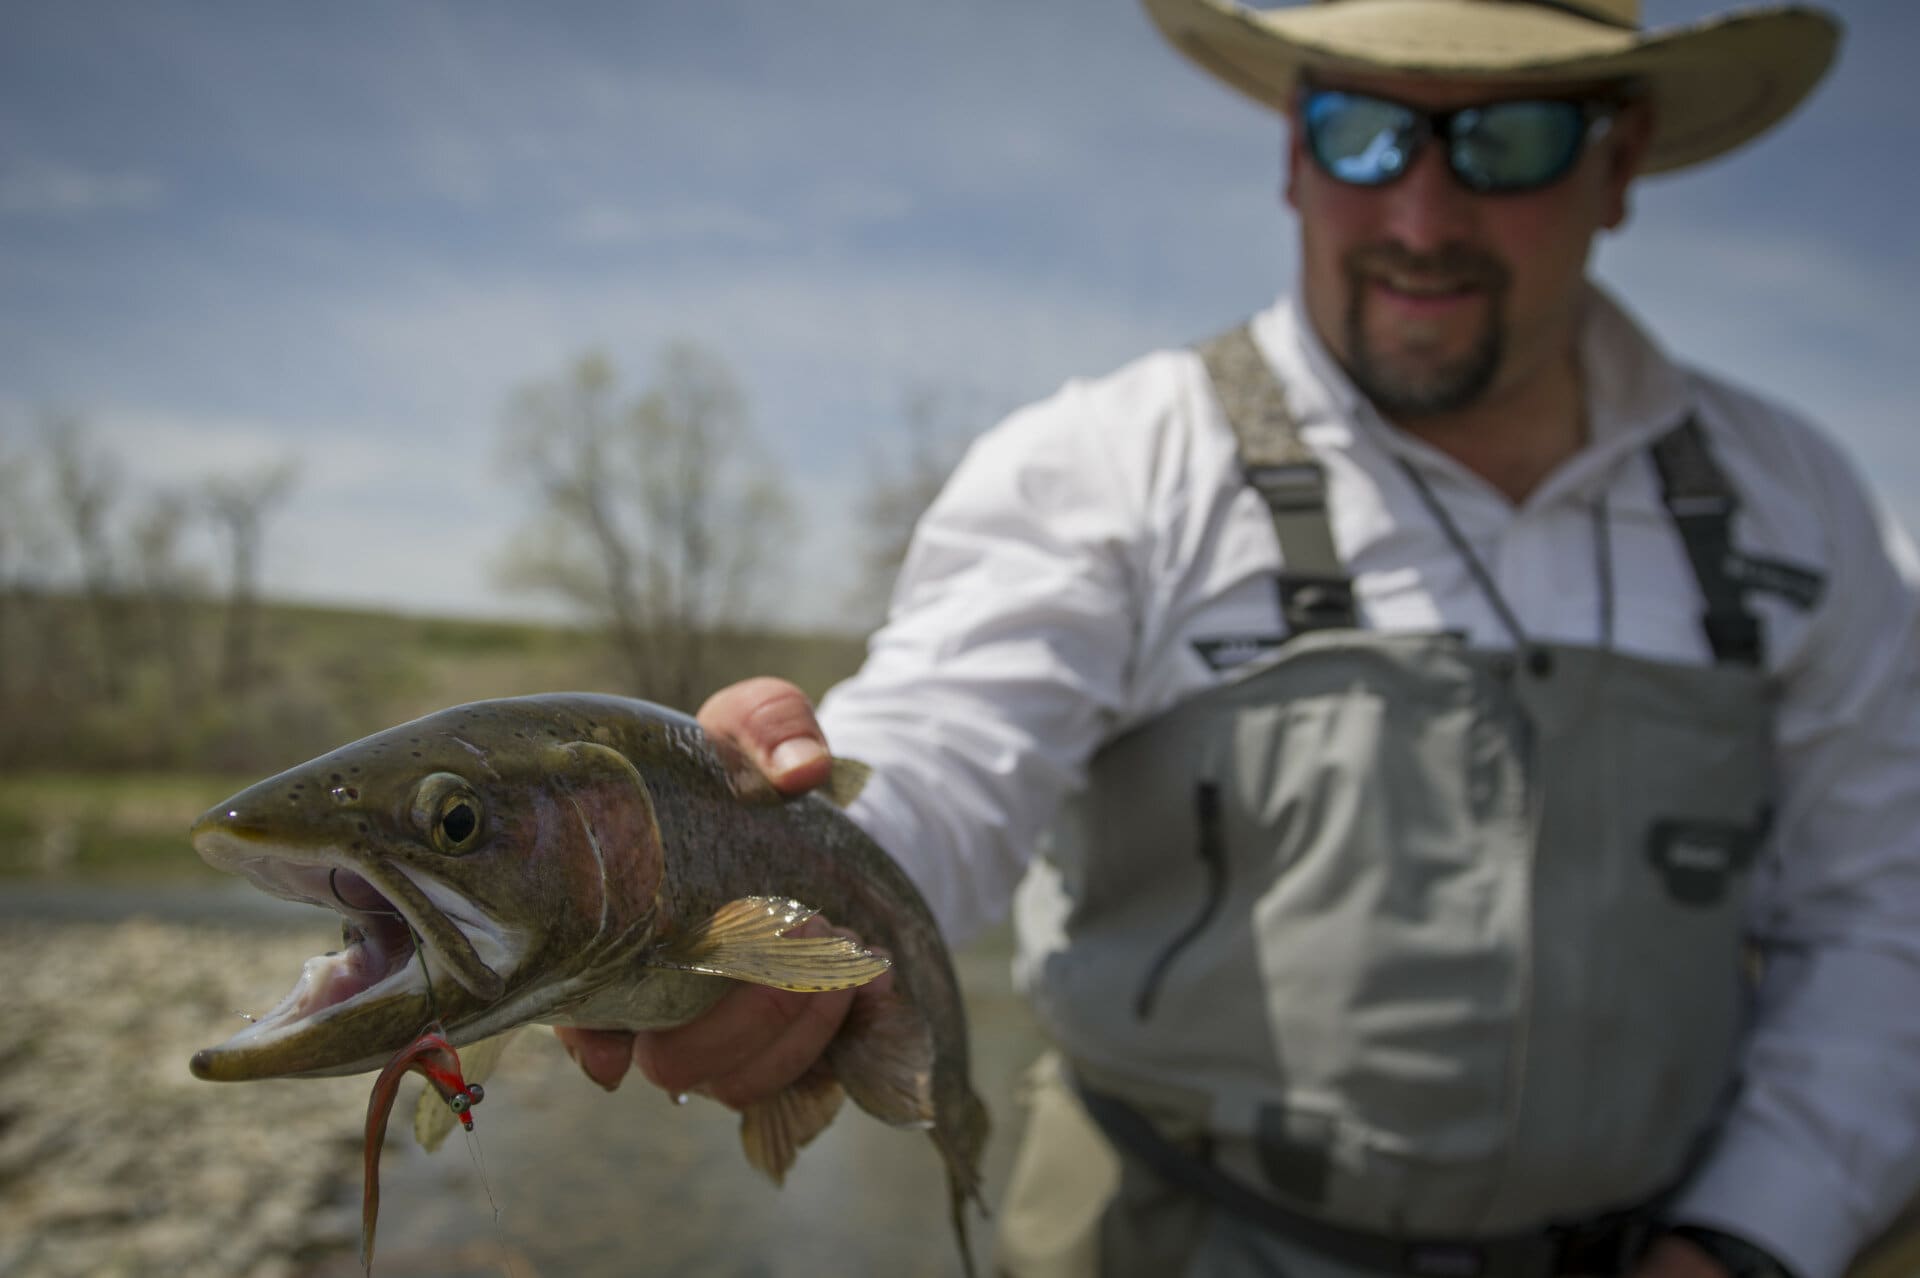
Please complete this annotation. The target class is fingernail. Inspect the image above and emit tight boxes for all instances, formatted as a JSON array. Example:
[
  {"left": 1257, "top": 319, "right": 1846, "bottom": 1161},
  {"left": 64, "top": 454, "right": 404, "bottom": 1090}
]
[{"left": 770, "top": 737, "right": 826, "bottom": 778}]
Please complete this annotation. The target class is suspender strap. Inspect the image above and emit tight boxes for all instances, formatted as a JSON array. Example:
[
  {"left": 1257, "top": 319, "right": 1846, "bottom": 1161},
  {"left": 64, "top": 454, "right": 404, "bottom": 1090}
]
[
  {"left": 1075, "top": 1082, "right": 1657, "bottom": 1278},
  {"left": 1196, "top": 325, "right": 1356, "bottom": 632},
  {"left": 1648, "top": 418, "right": 1764, "bottom": 667}
]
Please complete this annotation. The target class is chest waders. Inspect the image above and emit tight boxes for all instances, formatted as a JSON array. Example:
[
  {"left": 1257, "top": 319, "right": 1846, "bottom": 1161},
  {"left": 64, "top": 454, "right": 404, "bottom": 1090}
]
[{"left": 997, "top": 327, "right": 1779, "bottom": 1278}]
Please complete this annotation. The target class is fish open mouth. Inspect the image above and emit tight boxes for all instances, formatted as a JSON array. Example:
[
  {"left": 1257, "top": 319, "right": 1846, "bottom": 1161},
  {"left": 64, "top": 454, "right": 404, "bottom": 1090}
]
[
  {"left": 258, "top": 862, "right": 425, "bottom": 1022},
  {"left": 190, "top": 849, "right": 444, "bottom": 1080}
]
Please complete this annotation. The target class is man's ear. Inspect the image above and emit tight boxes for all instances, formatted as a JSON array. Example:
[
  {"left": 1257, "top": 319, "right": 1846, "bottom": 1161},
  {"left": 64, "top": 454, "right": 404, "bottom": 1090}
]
[
  {"left": 1283, "top": 119, "right": 1307, "bottom": 212},
  {"left": 1602, "top": 99, "right": 1656, "bottom": 230}
]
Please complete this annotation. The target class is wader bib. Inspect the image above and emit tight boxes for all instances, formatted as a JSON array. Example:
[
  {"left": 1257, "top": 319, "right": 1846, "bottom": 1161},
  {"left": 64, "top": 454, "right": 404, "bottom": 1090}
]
[{"left": 998, "top": 328, "right": 1777, "bottom": 1278}]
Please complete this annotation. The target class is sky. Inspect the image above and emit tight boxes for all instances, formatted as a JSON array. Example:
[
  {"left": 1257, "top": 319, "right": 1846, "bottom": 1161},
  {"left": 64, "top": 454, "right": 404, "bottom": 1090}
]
[{"left": 1, "top": 0, "right": 1915, "bottom": 632}]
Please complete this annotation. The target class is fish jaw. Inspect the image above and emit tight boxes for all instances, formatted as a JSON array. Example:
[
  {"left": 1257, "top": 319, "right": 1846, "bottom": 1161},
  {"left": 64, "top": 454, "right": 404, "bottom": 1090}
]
[{"left": 188, "top": 819, "right": 502, "bottom": 1080}]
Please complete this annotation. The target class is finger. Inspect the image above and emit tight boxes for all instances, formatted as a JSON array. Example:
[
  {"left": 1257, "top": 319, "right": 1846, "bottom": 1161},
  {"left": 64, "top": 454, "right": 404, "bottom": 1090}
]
[
  {"left": 629, "top": 915, "right": 883, "bottom": 1104},
  {"left": 696, "top": 981, "right": 865, "bottom": 1111},
  {"left": 695, "top": 933, "right": 899, "bottom": 1110},
  {"left": 697, "top": 677, "right": 830, "bottom": 795},
  {"left": 553, "top": 1026, "right": 636, "bottom": 1092}
]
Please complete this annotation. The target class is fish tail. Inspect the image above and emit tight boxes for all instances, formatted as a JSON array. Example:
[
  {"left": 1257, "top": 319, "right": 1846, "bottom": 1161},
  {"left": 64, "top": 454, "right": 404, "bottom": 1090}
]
[{"left": 934, "top": 1088, "right": 992, "bottom": 1276}]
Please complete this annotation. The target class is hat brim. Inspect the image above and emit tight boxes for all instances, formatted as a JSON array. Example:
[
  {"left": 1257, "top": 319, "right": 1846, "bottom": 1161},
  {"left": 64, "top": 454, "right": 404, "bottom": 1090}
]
[{"left": 1142, "top": 0, "right": 1840, "bottom": 174}]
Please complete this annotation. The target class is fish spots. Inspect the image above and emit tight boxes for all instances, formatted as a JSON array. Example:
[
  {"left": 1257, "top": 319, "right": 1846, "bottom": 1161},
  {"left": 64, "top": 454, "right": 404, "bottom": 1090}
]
[{"left": 330, "top": 785, "right": 360, "bottom": 803}]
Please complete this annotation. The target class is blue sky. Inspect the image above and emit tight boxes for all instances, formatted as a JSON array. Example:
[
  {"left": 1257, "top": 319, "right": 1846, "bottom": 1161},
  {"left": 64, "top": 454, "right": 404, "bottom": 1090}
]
[{"left": 2, "top": 0, "right": 1914, "bottom": 630}]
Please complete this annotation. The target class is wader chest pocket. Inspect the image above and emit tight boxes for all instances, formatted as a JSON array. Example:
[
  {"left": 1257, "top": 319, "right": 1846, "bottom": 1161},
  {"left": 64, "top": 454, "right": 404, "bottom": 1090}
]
[{"left": 1645, "top": 814, "right": 1767, "bottom": 906}]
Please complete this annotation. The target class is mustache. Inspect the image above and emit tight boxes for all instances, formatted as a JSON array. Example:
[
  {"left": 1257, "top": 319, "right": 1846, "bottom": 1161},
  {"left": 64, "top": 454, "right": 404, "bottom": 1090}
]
[{"left": 1346, "top": 242, "right": 1510, "bottom": 292}]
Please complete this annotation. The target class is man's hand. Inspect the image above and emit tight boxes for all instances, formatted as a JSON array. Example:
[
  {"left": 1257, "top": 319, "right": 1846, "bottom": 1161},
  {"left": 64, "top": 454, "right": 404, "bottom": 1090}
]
[
  {"left": 1633, "top": 1234, "right": 1734, "bottom": 1278},
  {"left": 552, "top": 676, "right": 861, "bottom": 1110}
]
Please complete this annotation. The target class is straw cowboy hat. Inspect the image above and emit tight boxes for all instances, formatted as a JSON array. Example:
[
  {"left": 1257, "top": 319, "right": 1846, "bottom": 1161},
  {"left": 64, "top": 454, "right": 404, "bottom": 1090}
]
[{"left": 1141, "top": 0, "right": 1842, "bottom": 173}]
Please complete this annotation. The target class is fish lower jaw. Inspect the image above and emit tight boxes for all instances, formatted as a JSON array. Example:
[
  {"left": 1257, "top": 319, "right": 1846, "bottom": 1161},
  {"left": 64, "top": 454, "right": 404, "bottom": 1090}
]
[{"left": 191, "top": 946, "right": 433, "bottom": 1081}]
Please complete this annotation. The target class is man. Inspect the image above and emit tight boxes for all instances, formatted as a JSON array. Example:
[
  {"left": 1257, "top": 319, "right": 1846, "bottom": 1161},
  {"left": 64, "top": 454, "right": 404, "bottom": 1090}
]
[{"left": 559, "top": 2, "right": 1920, "bottom": 1275}]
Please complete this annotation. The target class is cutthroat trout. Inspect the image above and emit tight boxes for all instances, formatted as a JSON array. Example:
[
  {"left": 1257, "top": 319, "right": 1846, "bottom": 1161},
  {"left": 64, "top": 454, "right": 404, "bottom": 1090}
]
[{"left": 188, "top": 693, "right": 989, "bottom": 1272}]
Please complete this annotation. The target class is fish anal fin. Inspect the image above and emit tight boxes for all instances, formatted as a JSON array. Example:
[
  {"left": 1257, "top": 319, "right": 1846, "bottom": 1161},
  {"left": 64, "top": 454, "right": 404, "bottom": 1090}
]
[
  {"left": 739, "top": 1066, "right": 845, "bottom": 1186},
  {"left": 655, "top": 896, "right": 890, "bottom": 992},
  {"left": 413, "top": 1028, "right": 522, "bottom": 1152},
  {"left": 824, "top": 970, "right": 938, "bottom": 1129}
]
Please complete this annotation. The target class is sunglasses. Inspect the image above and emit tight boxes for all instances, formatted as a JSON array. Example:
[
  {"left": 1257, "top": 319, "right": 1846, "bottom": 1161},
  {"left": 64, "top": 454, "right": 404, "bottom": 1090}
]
[{"left": 1299, "top": 87, "right": 1623, "bottom": 194}]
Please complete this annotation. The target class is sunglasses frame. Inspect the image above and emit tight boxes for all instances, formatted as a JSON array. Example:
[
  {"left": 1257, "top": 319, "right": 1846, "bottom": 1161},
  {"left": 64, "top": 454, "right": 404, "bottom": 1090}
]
[{"left": 1297, "top": 85, "right": 1628, "bottom": 195}]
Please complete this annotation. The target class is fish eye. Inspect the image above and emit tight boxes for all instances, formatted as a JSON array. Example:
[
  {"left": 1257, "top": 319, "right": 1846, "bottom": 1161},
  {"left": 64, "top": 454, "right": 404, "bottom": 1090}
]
[
  {"left": 465, "top": 1083, "right": 484, "bottom": 1104},
  {"left": 411, "top": 772, "right": 484, "bottom": 854},
  {"left": 448, "top": 1093, "right": 470, "bottom": 1114}
]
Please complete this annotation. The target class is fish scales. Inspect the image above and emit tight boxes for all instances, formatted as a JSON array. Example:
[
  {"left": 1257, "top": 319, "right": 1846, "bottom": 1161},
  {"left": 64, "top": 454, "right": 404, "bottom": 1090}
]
[{"left": 187, "top": 692, "right": 989, "bottom": 1274}]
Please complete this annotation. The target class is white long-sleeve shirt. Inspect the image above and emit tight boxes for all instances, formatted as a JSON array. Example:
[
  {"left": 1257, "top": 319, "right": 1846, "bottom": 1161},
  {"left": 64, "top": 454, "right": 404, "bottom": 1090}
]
[{"left": 817, "top": 285, "right": 1920, "bottom": 1278}]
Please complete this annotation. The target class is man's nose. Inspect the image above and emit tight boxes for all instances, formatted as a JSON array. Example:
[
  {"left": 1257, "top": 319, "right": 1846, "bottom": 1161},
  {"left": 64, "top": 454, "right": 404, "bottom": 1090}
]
[{"left": 1379, "top": 139, "right": 1479, "bottom": 253}]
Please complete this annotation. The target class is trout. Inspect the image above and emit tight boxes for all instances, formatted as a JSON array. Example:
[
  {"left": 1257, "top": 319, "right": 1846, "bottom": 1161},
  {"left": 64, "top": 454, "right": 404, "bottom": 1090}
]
[{"left": 188, "top": 693, "right": 989, "bottom": 1272}]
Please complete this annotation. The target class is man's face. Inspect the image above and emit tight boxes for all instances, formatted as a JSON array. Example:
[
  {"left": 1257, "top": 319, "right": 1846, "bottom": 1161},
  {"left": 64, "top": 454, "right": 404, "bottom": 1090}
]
[{"left": 1285, "top": 71, "right": 1650, "bottom": 419}]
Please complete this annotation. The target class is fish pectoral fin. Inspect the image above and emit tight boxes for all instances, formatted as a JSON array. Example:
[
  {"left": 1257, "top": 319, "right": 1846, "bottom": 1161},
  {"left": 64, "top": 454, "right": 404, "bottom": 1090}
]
[
  {"left": 820, "top": 757, "right": 872, "bottom": 809},
  {"left": 739, "top": 1066, "right": 845, "bottom": 1186},
  {"left": 413, "top": 1028, "right": 523, "bottom": 1152},
  {"left": 654, "top": 895, "right": 891, "bottom": 991}
]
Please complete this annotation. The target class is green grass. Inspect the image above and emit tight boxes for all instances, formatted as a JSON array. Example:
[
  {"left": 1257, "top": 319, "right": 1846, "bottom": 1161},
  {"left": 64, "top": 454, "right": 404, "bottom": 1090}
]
[{"left": 0, "top": 595, "right": 871, "bottom": 882}]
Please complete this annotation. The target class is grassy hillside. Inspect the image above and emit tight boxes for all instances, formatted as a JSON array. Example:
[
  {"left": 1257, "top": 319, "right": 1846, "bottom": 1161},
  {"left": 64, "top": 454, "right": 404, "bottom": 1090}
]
[{"left": 0, "top": 596, "right": 868, "bottom": 878}]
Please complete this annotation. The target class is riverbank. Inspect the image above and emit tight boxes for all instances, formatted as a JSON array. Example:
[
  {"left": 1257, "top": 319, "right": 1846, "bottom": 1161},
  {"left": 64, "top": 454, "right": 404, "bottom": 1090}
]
[{"left": 0, "top": 908, "right": 1041, "bottom": 1278}]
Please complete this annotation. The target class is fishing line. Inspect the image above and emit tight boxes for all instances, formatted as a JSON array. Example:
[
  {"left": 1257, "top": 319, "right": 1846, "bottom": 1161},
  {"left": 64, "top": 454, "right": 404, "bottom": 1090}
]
[{"left": 461, "top": 1123, "right": 519, "bottom": 1278}]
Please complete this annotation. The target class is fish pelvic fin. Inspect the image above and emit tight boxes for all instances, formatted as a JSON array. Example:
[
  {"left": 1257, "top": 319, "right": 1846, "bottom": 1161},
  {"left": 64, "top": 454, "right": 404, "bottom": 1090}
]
[
  {"left": 653, "top": 896, "right": 891, "bottom": 992},
  {"left": 413, "top": 1028, "right": 523, "bottom": 1152},
  {"left": 739, "top": 1066, "right": 845, "bottom": 1186}
]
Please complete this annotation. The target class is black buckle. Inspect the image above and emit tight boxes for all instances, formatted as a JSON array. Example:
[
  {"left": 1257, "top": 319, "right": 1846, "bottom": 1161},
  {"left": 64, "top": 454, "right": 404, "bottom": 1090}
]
[
  {"left": 1553, "top": 1213, "right": 1656, "bottom": 1276},
  {"left": 1278, "top": 574, "right": 1355, "bottom": 632}
]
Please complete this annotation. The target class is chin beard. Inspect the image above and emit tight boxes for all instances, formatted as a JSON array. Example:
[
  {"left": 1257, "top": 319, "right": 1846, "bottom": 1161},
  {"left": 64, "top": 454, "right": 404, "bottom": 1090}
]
[{"left": 1341, "top": 242, "right": 1510, "bottom": 418}]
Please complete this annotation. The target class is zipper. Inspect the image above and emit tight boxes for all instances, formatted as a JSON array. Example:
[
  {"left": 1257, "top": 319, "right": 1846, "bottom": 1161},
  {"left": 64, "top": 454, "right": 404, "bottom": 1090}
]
[{"left": 1134, "top": 780, "right": 1230, "bottom": 1021}]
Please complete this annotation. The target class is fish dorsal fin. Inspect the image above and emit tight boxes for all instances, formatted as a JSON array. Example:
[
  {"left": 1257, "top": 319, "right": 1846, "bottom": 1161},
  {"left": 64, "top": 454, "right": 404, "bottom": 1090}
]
[
  {"left": 654, "top": 896, "right": 891, "bottom": 991},
  {"left": 709, "top": 729, "right": 871, "bottom": 810},
  {"left": 740, "top": 1067, "right": 846, "bottom": 1186},
  {"left": 820, "top": 757, "right": 872, "bottom": 809},
  {"left": 413, "top": 1028, "right": 523, "bottom": 1152}
]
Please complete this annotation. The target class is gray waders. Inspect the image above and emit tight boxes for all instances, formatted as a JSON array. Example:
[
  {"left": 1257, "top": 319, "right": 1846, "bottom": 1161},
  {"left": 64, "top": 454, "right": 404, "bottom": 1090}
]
[{"left": 997, "top": 327, "right": 1779, "bottom": 1278}]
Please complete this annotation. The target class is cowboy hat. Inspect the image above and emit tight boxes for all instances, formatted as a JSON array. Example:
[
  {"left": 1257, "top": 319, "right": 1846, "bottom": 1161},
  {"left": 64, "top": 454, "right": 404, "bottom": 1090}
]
[{"left": 1140, "top": 0, "right": 1841, "bottom": 173}]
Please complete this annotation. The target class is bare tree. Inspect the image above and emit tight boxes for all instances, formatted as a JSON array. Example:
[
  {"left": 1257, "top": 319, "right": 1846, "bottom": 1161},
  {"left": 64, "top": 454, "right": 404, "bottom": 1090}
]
[
  {"left": 846, "top": 386, "right": 972, "bottom": 628},
  {"left": 43, "top": 416, "right": 130, "bottom": 701},
  {"left": 203, "top": 461, "right": 297, "bottom": 698},
  {"left": 132, "top": 489, "right": 206, "bottom": 707},
  {"left": 498, "top": 343, "right": 794, "bottom": 707}
]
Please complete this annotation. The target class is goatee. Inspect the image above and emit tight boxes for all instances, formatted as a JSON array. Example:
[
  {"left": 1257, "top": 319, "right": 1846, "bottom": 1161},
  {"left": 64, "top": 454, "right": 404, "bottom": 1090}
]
[{"left": 1343, "top": 242, "right": 1511, "bottom": 418}]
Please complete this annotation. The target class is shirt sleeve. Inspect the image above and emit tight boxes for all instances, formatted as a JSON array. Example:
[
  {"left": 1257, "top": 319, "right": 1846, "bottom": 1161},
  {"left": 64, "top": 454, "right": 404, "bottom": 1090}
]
[
  {"left": 816, "top": 374, "right": 1157, "bottom": 946},
  {"left": 1669, "top": 423, "right": 1920, "bottom": 1278}
]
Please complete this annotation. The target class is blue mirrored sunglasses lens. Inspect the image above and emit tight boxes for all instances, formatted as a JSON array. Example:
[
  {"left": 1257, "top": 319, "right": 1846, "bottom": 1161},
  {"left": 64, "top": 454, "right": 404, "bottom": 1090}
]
[
  {"left": 1304, "top": 91, "right": 1415, "bottom": 186},
  {"left": 1449, "top": 100, "right": 1588, "bottom": 191}
]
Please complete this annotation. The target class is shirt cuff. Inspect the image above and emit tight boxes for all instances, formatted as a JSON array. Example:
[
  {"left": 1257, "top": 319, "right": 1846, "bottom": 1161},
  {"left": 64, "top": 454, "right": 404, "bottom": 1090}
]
[{"left": 1668, "top": 1119, "right": 1866, "bottom": 1278}]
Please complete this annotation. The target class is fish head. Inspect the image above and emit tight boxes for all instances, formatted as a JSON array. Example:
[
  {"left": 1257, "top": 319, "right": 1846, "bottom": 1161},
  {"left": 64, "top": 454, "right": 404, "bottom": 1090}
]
[{"left": 190, "top": 698, "right": 671, "bottom": 1081}]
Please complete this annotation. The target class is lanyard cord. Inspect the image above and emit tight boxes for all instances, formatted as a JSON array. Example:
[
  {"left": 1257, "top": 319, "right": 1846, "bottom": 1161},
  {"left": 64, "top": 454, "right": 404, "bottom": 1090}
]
[
  {"left": 1395, "top": 457, "right": 1532, "bottom": 650},
  {"left": 1394, "top": 457, "right": 1618, "bottom": 654},
  {"left": 1592, "top": 490, "right": 1615, "bottom": 651}
]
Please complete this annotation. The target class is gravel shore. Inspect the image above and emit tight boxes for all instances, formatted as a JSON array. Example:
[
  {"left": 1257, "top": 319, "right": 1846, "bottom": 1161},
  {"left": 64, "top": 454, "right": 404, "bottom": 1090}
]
[
  {"left": 0, "top": 918, "right": 367, "bottom": 1278},
  {"left": 0, "top": 912, "right": 1042, "bottom": 1278}
]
